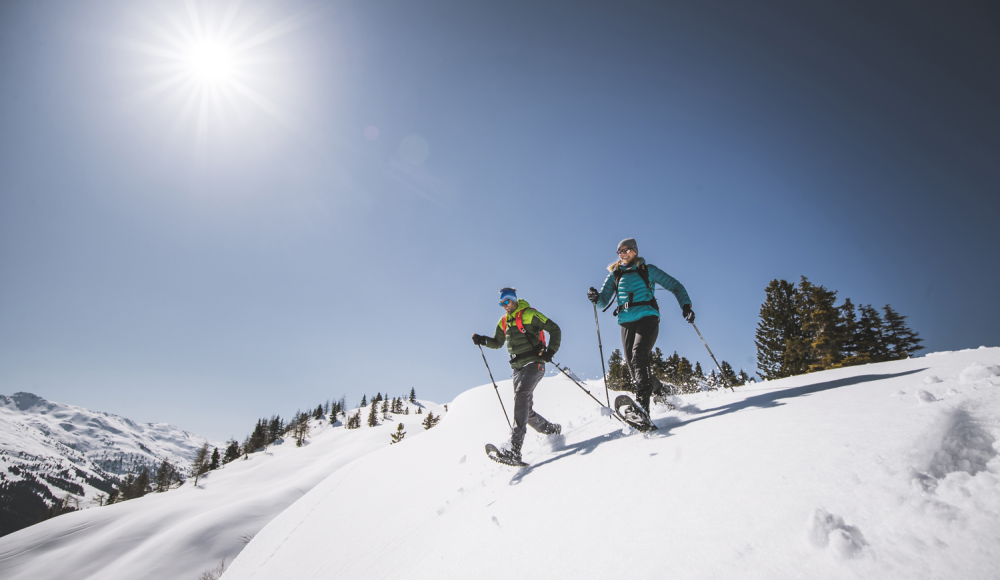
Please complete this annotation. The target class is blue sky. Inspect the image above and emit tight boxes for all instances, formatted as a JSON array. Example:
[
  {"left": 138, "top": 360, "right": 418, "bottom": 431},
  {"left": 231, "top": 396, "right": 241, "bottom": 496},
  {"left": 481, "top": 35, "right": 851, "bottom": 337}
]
[{"left": 1, "top": 0, "right": 997, "bottom": 441}]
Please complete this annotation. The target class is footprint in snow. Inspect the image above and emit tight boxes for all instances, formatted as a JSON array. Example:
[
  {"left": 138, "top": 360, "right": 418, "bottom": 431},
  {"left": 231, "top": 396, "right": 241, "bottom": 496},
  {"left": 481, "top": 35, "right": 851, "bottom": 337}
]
[
  {"left": 915, "top": 390, "right": 938, "bottom": 403},
  {"left": 806, "top": 509, "right": 868, "bottom": 559}
]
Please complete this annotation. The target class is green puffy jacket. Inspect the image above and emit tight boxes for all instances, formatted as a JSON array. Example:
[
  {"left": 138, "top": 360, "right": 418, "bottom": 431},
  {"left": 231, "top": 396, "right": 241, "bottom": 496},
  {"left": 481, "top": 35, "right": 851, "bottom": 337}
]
[{"left": 483, "top": 299, "right": 561, "bottom": 369}]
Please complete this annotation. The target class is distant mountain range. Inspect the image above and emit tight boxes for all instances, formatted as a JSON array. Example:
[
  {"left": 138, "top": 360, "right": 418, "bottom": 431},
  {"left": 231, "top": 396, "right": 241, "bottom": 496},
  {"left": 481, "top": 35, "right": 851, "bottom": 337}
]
[{"left": 0, "top": 392, "right": 218, "bottom": 536}]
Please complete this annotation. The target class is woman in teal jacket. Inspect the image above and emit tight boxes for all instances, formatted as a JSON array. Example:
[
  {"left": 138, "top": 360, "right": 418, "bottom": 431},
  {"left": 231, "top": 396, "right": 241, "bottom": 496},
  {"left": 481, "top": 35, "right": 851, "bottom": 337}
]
[{"left": 588, "top": 238, "right": 695, "bottom": 418}]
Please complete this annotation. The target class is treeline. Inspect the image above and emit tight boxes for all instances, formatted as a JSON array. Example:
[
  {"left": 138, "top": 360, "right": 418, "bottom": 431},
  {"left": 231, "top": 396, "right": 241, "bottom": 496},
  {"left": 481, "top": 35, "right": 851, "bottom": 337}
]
[
  {"left": 344, "top": 389, "right": 420, "bottom": 430},
  {"left": 755, "top": 276, "right": 923, "bottom": 380},
  {"left": 607, "top": 347, "right": 753, "bottom": 394}
]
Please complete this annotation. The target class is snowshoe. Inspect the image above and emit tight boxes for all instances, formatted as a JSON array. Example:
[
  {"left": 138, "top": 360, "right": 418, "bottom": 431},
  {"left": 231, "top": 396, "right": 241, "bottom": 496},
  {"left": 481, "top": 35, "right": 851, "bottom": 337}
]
[
  {"left": 485, "top": 443, "right": 528, "bottom": 467},
  {"left": 614, "top": 395, "right": 657, "bottom": 432}
]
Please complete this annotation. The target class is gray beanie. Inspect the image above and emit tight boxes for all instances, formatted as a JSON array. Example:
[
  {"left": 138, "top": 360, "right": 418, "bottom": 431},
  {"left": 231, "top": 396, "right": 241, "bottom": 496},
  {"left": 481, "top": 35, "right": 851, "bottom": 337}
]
[{"left": 617, "top": 238, "right": 638, "bottom": 253}]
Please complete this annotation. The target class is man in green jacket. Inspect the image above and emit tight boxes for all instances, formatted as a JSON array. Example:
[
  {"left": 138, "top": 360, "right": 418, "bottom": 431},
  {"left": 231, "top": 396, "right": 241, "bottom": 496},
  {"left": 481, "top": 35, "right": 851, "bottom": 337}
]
[{"left": 473, "top": 287, "right": 562, "bottom": 462}]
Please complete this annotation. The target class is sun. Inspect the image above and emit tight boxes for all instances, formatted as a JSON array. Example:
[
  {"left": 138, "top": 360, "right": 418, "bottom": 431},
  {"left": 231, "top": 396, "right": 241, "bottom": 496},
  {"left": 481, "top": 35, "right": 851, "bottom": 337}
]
[
  {"left": 186, "top": 41, "right": 235, "bottom": 83},
  {"left": 116, "top": 0, "right": 314, "bottom": 147}
]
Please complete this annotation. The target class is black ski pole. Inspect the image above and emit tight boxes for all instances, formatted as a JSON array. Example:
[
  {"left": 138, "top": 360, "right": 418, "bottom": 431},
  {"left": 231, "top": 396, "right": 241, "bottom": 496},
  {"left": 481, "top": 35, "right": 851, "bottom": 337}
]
[
  {"left": 552, "top": 361, "right": 627, "bottom": 426},
  {"left": 478, "top": 344, "right": 512, "bottom": 429},
  {"left": 592, "top": 302, "right": 611, "bottom": 407},
  {"left": 691, "top": 322, "right": 734, "bottom": 392}
]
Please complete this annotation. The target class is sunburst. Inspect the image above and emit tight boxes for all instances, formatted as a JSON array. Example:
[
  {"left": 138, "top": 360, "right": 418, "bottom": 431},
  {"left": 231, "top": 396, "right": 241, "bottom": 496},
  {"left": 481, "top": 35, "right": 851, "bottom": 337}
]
[{"left": 115, "top": 0, "right": 313, "bottom": 151}]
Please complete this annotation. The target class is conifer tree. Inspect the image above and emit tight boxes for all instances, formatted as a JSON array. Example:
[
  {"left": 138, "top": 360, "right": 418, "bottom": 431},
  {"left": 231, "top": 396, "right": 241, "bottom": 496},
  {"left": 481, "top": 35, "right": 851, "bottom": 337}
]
[
  {"left": 719, "top": 361, "right": 737, "bottom": 387},
  {"left": 795, "top": 277, "right": 846, "bottom": 372},
  {"left": 154, "top": 459, "right": 173, "bottom": 492},
  {"left": 754, "top": 279, "right": 802, "bottom": 380},
  {"left": 839, "top": 298, "right": 858, "bottom": 361},
  {"left": 367, "top": 401, "right": 379, "bottom": 427},
  {"left": 249, "top": 419, "right": 268, "bottom": 453},
  {"left": 313, "top": 405, "right": 324, "bottom": 421},
  {"left": 209, "top": 448, "right": 220, "bottom": 471},
  {"left": 382, "top": 399, "right": 390, "bottom": 419},
  {"left": 606, "top": 349, "right": 634, "bottom": 391},
  {"left": 223, "top": 440, "right": 240, "bottom": 464},
  {"left": 882, "top": 305, "right": 924, "bottom": 360},
  {"left": 409, "top": 388, "right": 416, "bottom": 403},
  {"left": 390, "top": 423, "right": 406, "bottom": 444},
  {"left": 676, "top": 357, "right": 694, "bottom": 393},
  {"left": 422, "top": 411, "right": 439, "bottom": 430},
  {"left": 191, "top": 443, "right": 211, "bottom": 486},
  {"left": 852, "top": 304, "right": 887, "bottom": 363},
  {"left": 360, "top": 395, "right": 367, "bottom": 407},
  {"left": 267, "top": 416, "right": 283, "bottom": 444}
]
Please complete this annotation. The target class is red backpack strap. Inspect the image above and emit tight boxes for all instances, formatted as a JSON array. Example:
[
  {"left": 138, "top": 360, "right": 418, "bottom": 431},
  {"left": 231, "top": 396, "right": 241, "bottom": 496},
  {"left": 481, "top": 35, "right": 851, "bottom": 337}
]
[{"left": 518, "top": 310, "right": 546, "bottom": 347}]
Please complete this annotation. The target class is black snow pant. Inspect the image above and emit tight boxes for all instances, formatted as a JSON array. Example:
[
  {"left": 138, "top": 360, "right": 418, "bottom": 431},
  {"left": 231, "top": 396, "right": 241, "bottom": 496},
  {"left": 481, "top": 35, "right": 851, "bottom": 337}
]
[
  {"left": 510, "top": 362, "right": 555, "bottom": 451},
  {"left": 620, "top": 315, "right": 660, "bottom": 413}
]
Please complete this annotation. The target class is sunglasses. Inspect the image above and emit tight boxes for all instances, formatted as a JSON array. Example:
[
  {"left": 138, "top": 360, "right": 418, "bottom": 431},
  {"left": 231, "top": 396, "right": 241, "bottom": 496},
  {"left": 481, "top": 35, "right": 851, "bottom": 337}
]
[
  {"left": 500, "top": 299, "right": 515, "bottom": 307},
  {"left": 617, "top": 247, "right": 633, "bottom": 255}
]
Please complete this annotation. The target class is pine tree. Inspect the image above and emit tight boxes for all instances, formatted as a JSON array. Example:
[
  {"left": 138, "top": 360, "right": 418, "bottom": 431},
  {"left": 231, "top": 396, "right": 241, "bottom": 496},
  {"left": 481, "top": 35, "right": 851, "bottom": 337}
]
[
  {"left": 154, "top": 459, "right": 173, "bottom": 492},
  {"left": 839, "top": 298, "right": 858, "bottom": 361},
  {"left": 719, "top": 361, "right": 737, "bottom": 387},
  {"left": 209, "top": 448, "right": 220, "bottom": 471},
  {"left": 313, "top": 405, "right": 324, "bottom": 421},
  {"left": 852, "top": 304, "right": 887, "bottom": 364},
  {"left": 416, "top": 407, "right": 422, "bottom": 414},
  {"left": 223, "top": 440, "right": 240, "bottom": 464},
  {"left": 390, "top": 423, "right": 406, "bottom": 444},
  {"left": 191, "top": 443, "right": 211, "bottom": 486},
  {"left": 409, "top": 388, "right": 416, "bottom": 403},
  {"left": 346, "top": 410, "right": 361, "bottom": 429},
  {"left": 267, "top": 416, "right": 283, "bottom": 444},
  {"left": 677, "top": 356, "right": 694, "bottom": 392},
  {"left": 882, "top": 305, "right": 924, "bottom": 360},
  {"left": 606, "top": 349, "right": 634, "bottom": 391},
  {"left": 249, "top": 419, "right": 268, "bottom": 453},
  {"left": 795, "top": 277, "right": 846, "bottom": 373},
  {"left": 754, "top": 279, "right": 802, "bottom": 380},
  {"left": 367, "top": 401, "right": 379, "bottom": 428},
  {"left": 382, "top": 399, "right": 390, "bottom": 419},
  {"left": 361, "top": 395, "right": 367, "bottom": 407},
  {"left": 422, "top": 411, "right": 439, "bottom": 430}
]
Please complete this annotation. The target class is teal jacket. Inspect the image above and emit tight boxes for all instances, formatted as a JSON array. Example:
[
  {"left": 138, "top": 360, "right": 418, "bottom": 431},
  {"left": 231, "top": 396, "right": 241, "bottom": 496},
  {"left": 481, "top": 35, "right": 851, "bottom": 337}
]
[{"left": 595, "top": 258, "right": 692, "bottom": 325}]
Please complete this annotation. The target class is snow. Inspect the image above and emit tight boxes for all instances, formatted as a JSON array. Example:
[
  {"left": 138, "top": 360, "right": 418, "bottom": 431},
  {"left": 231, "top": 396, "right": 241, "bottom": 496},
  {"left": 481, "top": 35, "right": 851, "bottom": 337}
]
[
  {"left": 0, "top": 400, "right": 445, "bottom": 580},
  {"left": 223, "top": 349, "right": 1000, "bottom": 580},
  {"left": 0, "top": 392, "right": 219, "bottom": 504},
  {"left": 2, "top": 350, "right": 998, "bottom": 580}
]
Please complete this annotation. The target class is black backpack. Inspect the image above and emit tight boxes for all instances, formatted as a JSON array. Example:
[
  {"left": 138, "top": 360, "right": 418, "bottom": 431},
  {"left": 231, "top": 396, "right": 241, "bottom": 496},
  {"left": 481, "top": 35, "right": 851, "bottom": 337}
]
[{"left": 602, "top": 263, "right": 659, "bottom": 317}]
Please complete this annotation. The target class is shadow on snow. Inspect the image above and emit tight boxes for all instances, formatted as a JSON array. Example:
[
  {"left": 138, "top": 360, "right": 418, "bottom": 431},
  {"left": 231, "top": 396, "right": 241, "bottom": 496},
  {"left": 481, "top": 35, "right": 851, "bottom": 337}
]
[{"left": 509, "top": 368, "right": 925, "bottom": 483}]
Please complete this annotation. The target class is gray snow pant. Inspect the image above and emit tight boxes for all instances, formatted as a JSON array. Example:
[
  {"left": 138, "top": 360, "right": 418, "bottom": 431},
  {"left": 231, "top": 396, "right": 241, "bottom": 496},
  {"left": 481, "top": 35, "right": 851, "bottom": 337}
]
[
  {"left": 510, "top": 362, "right": 554, "bottom": 450},
  {"left": 621, "top": 315, "right": 660, "bottom": 413}
]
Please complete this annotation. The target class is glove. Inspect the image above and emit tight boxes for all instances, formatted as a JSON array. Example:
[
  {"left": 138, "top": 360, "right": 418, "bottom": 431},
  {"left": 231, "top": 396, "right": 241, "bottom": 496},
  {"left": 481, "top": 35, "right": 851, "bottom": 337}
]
[
  {"left": 472, "top": 334, "right": 487, "bottom": 346},
  {"left": 682, "top": 304, "right": 695, "bottom": 324},
  {"left": 587, "top": 287, "right": 599, "bottom": 303},
  {"left": 539, "top": 348, "right": 554, "bottom": 363}
]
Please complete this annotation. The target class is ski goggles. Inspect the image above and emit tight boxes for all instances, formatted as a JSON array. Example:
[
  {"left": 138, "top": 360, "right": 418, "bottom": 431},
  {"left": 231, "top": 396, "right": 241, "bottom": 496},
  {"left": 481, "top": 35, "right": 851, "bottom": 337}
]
[
  {"left": 500, "top": 298, "right": 515, "bottom": 307},
  {"left": 617, "top": 247, "right": 634, "bottom": 255}
]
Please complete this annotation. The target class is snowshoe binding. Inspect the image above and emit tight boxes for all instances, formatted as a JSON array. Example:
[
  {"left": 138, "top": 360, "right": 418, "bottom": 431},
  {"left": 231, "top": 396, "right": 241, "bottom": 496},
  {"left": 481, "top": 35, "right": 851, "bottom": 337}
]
[
  {"left": 486, "top": 443, "right": 528, "bottom": 467},
  {"left": 614, "top": 395, "right": 657, "bottom": 432}
]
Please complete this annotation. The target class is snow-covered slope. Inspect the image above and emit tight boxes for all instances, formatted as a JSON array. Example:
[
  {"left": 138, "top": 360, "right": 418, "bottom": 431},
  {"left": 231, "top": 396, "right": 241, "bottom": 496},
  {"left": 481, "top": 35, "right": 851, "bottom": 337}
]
[
  {"left": 0, "top": 392, "right": 219, "bottom": 535},
  {"left": 0, "top": 399, "right": 446, "bottom": 580},
  {"left": 223, "top": 348, "right": 1000, "bottom": 580}
]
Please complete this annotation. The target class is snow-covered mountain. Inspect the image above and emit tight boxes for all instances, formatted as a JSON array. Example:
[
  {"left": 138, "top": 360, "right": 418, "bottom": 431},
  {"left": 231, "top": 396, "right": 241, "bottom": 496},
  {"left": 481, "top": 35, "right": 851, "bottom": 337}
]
[
  {"left": 0, "top": 392, "right": 219, "bottom": 536},
  {"left": 0, "top": 396, "right": 446, "bottom": 580},
  {"left": 1, "top": 349, "right": 998, "bottom": 580}
]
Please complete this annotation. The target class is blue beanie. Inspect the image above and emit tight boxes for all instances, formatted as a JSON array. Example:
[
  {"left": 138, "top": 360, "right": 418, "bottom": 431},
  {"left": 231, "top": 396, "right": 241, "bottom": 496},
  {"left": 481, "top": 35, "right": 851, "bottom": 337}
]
[{"left": 499, "top": 287, "right": 517, "bottom": 303}]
